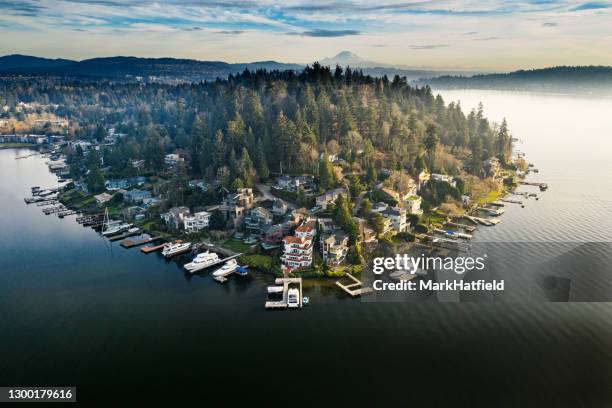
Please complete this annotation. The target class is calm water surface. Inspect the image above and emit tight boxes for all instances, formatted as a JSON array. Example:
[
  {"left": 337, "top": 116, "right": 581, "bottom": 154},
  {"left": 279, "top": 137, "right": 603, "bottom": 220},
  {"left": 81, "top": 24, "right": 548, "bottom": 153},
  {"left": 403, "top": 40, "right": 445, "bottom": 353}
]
[{"left": 1, "top": 90, "right": 612, "bottom": 405}]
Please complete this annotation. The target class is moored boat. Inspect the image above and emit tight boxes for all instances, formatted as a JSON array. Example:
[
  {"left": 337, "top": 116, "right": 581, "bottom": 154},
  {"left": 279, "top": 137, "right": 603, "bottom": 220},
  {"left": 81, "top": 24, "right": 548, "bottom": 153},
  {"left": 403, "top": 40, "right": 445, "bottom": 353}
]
[
  {"left": 212, "top": 259, "right": 238, "bottom": 277},
  {"left": 184, "top": 251, "right": 220, "bottom": 273},
  {"left": 162, "top": 241, "right": 192, "bottom": 258}
]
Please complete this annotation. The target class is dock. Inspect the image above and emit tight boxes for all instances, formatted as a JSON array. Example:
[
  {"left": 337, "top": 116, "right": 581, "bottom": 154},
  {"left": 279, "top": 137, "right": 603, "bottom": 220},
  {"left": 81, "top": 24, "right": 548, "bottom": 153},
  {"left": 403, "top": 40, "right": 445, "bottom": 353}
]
[
  {"left": 265, "top": 278, "right": 304, "bottom": 309},
  {"left": 445, "top": 221, "right": 476, "bottom": 233},
  {"left": 476, "top": 206, "right": 505, "bottom": 216},
  {"left": 141, "top": 243, "right": 167, "bottom": 253},
  {"left": 519, "top": 181, "right": 548, "bottom": 190},
  {"left": 462, "top": 215, "right": 500, "bottom": 226},
  {"left": 120, "top": 236, "right": 163, "bottom": 248},
  {"left": 433, "top": 228, "right": 472, "bottom": 240},
  {"left": 500, "top": 198, "right": 524, "bottom": 205},
  {"left": 335, "top": 274, "right": 373, "bottom": 297}
]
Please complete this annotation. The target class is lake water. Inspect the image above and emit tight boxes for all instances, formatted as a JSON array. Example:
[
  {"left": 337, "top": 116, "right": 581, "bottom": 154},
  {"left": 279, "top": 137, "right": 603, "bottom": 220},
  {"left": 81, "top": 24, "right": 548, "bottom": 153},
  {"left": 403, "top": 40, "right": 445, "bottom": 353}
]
[{"left": 1, "top": 90, "right": 612, "bottom": 405}]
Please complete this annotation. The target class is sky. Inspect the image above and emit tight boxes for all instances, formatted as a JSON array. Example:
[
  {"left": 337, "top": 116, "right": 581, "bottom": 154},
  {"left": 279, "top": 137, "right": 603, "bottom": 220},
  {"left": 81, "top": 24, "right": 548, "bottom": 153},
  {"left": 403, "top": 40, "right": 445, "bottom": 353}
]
[{"left": 1, "top": 0, "right": 612, "bottom": 71}]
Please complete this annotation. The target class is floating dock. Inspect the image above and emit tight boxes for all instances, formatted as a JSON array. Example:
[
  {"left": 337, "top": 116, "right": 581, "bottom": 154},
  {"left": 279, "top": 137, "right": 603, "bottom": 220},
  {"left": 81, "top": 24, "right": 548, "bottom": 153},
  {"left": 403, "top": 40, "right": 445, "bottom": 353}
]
[
  {"left": 141, "top": 243, "right": 167, "bottom": 253},
  {"left": 445, "top": 221, "right": 476, "bottom": 233},
  {"left": 120, "top": 236, "right": 163, "bottom": 248},
  {"left": 335, "top": 274, "right": 373, "bottom": 297},
  {"left": 265, "top": 278, "right": 304, "bottom": 309}
]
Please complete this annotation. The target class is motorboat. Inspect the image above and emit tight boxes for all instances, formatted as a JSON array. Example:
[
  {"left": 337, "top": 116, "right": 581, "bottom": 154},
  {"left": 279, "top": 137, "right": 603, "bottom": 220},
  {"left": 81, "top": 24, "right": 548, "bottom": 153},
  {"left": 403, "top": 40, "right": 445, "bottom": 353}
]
[
  {"left": 184, "top": 251, "right": 221, "bottom": 273},
  {"left": 267, "top": 286, "right": 284, "bottom": 294},
  {"left": 162, "top": 242, "right": 192, "bottom": 258},
  {"left": 212, "top": 259, "right": 238, "bottom": 277},
  {"left": 287, "top": 288, "right": 300, "bottom": 308}
]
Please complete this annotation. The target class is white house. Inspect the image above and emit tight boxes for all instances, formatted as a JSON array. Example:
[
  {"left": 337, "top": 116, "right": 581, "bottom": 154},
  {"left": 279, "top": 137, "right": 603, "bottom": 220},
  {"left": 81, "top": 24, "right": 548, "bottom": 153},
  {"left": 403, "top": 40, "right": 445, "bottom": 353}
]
[
  {"left": 184, "top": 211, "right": 211, "bottom": 234},
  {"left": 381, "top": 207, "right": 408, "bottom": 233},
  {"left": 405, "top": 196, "right": 423, "bottom": 215}
]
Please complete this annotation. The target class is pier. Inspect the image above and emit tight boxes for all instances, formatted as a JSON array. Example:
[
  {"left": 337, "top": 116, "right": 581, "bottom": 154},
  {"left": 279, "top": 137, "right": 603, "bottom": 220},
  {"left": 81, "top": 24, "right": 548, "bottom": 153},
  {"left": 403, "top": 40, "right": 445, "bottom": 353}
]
[
  {"left": 476, "top": 206, "right": 505, "bottom": 216},
  {"left": 500, "top": 198, "right": 524, "bottom": 205},
  {"left": 120, "top": 236, "right": 163, "bottom": 248},
  {"left": 461, "top": 215, "right": 500, "bottom": 226},
  {"left": 265, "top": 278, "right": 304, "bottom": 309},
  {"left": 335, "top": 273, "right": 373, "bottom": 297},
  {"left": 445, "top": 221, "right": 476, "bottom": 233},
  {"left": 141, "top": 243, "right": 167, "bottom": 253}
]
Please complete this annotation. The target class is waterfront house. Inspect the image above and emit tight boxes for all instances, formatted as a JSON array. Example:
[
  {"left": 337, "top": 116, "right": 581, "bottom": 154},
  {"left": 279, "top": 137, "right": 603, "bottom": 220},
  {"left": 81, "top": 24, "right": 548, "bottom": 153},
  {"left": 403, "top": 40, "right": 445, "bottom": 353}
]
[
  {"left": 94, "top": 192, "right": 113, "bottom": 206},
  {"left": 320, "top": 231, "right": 349, "bottom": 266},
  {"left": 244, "top": 207, "right": 273, "bottom": 235},
  {"left": 105, "top": 178, "right": 130, "bottom": 191},
  {"left": 405, "top": 196, "right": 423, "bottom": 215},
  {"left": 123, "top": 188, "right": 152, "bottom": 204},
  {"left": 161, "top": 206, "right": 191, "bottom": 230},
  {"left": 316, "top": 188, "right": 347, "bottom": 210},
  {"left": 106, "top": 177, "right": 146, "bottom": 192},
  {"left": 184, "top": 211, "right": 211, "bottom": 234},
  {"left": 381, "top": 207, "right": 409, "bottom": 233},
  {"left": 280, "top": 219, "right": 316, "bottom": 273}
]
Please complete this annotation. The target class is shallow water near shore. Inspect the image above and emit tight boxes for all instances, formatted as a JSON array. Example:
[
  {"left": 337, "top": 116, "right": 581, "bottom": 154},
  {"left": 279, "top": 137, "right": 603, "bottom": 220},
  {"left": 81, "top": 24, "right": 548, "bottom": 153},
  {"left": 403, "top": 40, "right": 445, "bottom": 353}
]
[{"left": 1, "top": 89, "right": 612, "bottom": 404}]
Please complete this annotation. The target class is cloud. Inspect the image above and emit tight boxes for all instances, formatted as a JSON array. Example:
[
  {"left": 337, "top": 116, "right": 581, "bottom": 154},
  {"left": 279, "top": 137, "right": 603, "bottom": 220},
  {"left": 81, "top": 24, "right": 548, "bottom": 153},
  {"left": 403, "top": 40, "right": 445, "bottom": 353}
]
[
  {"left": 217, "top": 29, "right": 244, "bottom": 34},
  {"left": 474, "top": 36, "right": 499, "bottom": 41},
  {"left": 571, "top": 2, "right": 612, "bottom": 11},
  {"left": 288, "top": 29, "right": 361, "bottom": 37},
  {"left": 461, "top": 31, "right": 478, "bottom": 35},
  {"left": 542, "top": 22, "right": 558, "bottom": 26},
  {"left": 409, "top": 44, "right": 449, "bottom": 50}
]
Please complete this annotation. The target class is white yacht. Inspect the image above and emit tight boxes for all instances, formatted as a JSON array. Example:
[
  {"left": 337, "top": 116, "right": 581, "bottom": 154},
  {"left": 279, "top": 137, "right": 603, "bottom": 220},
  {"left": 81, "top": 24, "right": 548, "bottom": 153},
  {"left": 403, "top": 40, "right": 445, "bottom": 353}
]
[
  {"left": 184, "top": 251, "right": 220, "bottom": 273},
  {"left": 267, "top": 286, "right": 284, "bottom": 294},
  {"left": 287, "top": 288, "right": 300, "bottom": 308},
  {"left": 212, "top": 259, "right": 238, "bottom": 277},
  {"left": 162, "top": 242, "right": 192, "bottom": 258}
]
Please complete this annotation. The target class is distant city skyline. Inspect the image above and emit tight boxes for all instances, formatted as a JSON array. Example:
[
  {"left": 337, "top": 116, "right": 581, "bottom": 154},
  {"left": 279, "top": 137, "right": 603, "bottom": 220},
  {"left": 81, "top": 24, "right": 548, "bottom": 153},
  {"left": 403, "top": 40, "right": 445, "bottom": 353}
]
[{"left": 1, "top": 0, "right": 612, "bottom": 71}]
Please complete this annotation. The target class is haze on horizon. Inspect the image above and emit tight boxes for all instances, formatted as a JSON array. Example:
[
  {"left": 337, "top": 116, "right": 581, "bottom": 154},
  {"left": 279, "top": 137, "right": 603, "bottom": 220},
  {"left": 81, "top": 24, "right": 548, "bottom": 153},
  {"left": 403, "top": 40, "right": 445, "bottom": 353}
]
[{"left": 1, "top": 0, "right": 612, "bottom": 72}]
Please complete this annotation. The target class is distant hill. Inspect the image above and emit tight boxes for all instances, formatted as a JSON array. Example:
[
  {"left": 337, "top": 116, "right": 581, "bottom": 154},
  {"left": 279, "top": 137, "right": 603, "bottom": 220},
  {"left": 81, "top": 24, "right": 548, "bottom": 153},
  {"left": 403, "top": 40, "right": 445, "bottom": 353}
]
[
  {"left": 0, "top": 54, "right": 303, "bottom": 81},
  {"left": 0, "top": 54, "right": 75, "bottom": 70},
  {"left": 420, "top": 66, "right": 612, "bottom": 93}
]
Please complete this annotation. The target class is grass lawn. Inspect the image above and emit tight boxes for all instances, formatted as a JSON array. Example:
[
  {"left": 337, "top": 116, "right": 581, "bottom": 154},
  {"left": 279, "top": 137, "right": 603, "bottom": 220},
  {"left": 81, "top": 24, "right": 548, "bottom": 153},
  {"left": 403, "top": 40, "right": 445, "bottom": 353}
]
[
  {"left": 478, "top": 190, "right": 503, "bottom": 205},
  {"left": 239, "top": 254, "right": 273, "bottom": 271},
  {"left": 222, "top": 238, "right": 253, "bottom": 253},
  {"left": 0, "top": 143, "right": 36, "bottom": 149},
  {"left": 60, "top": 188, "right": 96, "bottom": 210}
]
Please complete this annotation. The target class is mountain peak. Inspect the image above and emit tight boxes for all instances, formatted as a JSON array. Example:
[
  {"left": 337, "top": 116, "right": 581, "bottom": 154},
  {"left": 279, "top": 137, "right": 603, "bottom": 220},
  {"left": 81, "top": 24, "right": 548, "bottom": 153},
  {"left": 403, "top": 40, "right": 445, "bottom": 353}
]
[{"left": 333, "top": 51, "right": 363, "bottom": 61}]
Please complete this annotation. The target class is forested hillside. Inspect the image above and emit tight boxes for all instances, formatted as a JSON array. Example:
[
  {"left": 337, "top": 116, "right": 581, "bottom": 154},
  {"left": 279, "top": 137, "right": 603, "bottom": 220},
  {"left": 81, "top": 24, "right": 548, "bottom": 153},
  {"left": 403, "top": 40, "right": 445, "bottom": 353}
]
[{"left": 1, "top": 63, "right": 511, "bottom": 187}]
